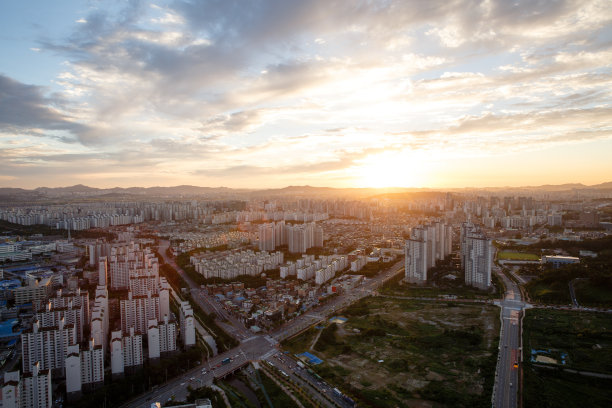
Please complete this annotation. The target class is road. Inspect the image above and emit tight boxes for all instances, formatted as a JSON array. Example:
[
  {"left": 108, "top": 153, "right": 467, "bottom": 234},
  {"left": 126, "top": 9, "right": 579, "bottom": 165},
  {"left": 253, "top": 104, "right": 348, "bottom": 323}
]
[
  {"left": 158, "top": 240, "right": 251, "bottom": 340},
  {"left": 272, "top": 260, "right": 405, "bottom": 341},
  {"left": 122, "top": 247, "right": 406, "bottom": 408},
  {"left": 568, "top": 278, "right": 581, "bottom": 308},
  {"left": 492, "top": 264, "right": 527, "bottom": 408}
]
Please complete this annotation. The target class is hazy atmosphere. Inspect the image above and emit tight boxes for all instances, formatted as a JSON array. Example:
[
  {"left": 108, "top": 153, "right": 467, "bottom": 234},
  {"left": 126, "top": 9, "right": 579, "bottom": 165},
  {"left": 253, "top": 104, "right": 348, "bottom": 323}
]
[{"left": 1, "top": 0, "right": 611, "bottom": 189}]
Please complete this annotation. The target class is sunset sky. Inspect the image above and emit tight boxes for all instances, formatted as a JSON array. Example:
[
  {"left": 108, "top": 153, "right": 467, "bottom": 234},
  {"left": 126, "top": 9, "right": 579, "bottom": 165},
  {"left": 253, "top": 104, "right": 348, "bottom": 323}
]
[{"left": 1, "top": 0, "right": 611, "bottom": 189}]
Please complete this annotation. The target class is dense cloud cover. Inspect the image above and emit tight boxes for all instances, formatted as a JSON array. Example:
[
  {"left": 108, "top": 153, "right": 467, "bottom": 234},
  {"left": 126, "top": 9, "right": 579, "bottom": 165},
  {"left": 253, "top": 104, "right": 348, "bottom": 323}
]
[{"left": 1, "top": 0, "right": 611, "bottom": 187}]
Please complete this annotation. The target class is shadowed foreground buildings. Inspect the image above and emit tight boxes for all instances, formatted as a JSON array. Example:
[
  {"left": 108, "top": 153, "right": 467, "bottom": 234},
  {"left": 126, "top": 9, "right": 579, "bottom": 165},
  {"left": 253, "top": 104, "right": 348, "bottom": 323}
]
[
  {"left": 405, "top": 222, "right": 452, "bottom": 284},
  {"left": 2, "top": 363, "right": 52, "bottom": 408}
]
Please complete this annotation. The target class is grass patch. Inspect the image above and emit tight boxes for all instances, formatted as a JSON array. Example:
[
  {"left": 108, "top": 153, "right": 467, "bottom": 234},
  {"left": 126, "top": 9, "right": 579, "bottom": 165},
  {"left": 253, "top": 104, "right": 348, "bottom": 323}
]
[
  {"left": 574, "top": 279, "right": 612, "bottom": 307},
  {"left": 281, "top": 327, "right": 320, "bottom": 355},
  {"left": 523, "top": 308, "right": 612, "bottom": 374},
  {"left": 286, "top": 296, "right": 500, "bottom": 408},
  {"left": 523, "top": 365, "right": 612, "bottom": 408},
  {"left": 498, "top": 251, "right": 540, "bottom": 261}
]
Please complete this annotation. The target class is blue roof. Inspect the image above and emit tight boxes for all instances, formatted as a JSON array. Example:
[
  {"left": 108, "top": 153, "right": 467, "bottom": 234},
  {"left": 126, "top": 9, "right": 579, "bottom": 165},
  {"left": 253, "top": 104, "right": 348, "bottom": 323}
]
[
  {"left": 0, "top": 319, "right": 18, "bottom": 336},
  {"left": 298, "top": 352, "right": 323, "bottom": 365}
]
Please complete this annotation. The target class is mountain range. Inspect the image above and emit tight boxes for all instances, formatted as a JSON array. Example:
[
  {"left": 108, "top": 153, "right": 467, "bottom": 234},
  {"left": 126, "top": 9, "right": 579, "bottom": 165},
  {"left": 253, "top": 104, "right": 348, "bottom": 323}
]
[{"left": 0, "top": 182, "right": 611, "bottom": 202}]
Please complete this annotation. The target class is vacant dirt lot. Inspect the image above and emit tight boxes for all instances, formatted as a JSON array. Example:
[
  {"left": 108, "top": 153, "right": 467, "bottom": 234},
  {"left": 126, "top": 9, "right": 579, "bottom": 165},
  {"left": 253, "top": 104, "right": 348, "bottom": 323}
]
[{"left": 287, "top": 296, "right": 500, "bottom": 408}]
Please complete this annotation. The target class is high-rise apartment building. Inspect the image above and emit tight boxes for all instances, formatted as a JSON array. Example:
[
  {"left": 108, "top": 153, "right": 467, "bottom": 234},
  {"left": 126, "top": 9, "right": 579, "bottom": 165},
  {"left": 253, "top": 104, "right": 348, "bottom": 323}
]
[
  {"left": 405, "top": 227, "right": 428, "bottom": 284},
  {"left": 80, "top": 339, "right": 104, "bottom": 390},
  {"left": 179, "top": 301, "right": 195, "bottom": 348},
  {"left": 110, "top": 331, "right": 124, "bottom": 378},
  {"left": 110, "top": 327, "right": 143, "bottom": 378},
  {"left": 19, "top": 363, "right": 52, "bottom": 408},
  {"left": 405, "top": 222, "right": 452, "bottom": 284},
  {"left": 461, "top": 223, "right": 492, "bottom": 290},
  {"left": 2, "top": 371, "right": 21, "bottom": 408},
  {"left": 65, "top": 345, "right": 81, "bottom": 399},
  {"left": 21, "top": 319, "right": 76, "bottom": 376},
  {"left": 120, "top": 291, "right": 161, "bottom": 335}
]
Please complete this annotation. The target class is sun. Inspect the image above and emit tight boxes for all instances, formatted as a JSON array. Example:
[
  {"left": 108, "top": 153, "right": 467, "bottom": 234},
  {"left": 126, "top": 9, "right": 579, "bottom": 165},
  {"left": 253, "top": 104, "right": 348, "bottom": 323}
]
[{"left": 354, "top": 151, "right": 426, "bottom": 188}]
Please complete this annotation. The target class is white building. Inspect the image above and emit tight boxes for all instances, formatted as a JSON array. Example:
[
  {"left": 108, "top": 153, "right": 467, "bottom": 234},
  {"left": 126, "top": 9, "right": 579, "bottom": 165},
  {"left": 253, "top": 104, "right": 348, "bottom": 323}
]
[
  {"left": 21, "top": 319, "right": 76, "bottom": 376},
  {"left": 123, "top": 327, "right": 144, "bottom": 371},
  {"left": 110, "top": 331, "right": 124, "bottom": 377},
  {"left": 2, "top": 370, "right": 20, "bottom": 408},
  {"left": 405, "top": 236, "right": 428, "bottom": 284},
  {"left": 147, "top": 320, "right": 160, "bottom": 360},
  {"left": 463, "top": 228, "right": 492, "bottom": 290},
  {"left": 20, "top": 362, "right": 52, "bottom": 408},
  {"left": 120, "top": 291, "right": 163, "bottom": 335},
  {"left": 65, "top": 344, "right": 81, "bottom": 398},
  {"left": 80, "top": 339, "right": 104, "bottom": 390},
  {"left": 179, "top": 301, "right": 196, "bottom": 348},
  {"left": 158, "top": 315, "right": 177, "bottom": 355}
]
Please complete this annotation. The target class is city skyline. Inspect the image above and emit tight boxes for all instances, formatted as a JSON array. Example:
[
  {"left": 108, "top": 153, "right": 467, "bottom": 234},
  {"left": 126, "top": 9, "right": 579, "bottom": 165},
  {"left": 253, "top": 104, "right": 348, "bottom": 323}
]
[{"left": 1, "top": 0, "right": 611, "bottom": 189}]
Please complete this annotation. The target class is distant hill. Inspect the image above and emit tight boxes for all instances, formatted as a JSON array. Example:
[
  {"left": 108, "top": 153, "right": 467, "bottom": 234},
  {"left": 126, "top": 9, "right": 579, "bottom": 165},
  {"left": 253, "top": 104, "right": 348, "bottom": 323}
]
[{"left": 0, "top": 181, "right": 611, "bottom": 202}]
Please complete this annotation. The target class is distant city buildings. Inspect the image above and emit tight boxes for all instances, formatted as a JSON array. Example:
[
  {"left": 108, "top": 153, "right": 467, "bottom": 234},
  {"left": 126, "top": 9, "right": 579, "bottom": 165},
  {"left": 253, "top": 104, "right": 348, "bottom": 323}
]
[
  {"left": 191, "top": 249, "right": 284, "bottom": 280},
  {"left": 258, "top": 221, "right": 324, "bottom": 253}
]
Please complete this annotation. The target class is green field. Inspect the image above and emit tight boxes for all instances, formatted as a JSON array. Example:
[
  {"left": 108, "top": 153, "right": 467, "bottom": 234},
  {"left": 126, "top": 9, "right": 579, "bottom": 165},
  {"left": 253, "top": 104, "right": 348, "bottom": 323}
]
[
  {"left": 523, "top": 308, "right": 612, "bottom": 407},
  {"left": 523, "top": 308, "right": 612, "bottom": 373},
  {"left": 283, "top": 297, "right": 500, "bottom": 408},
  {"left": 574, "top": 279, "right": 612, "bottom": 307},
  {"left": 523, "top": 367, "right": 612, "bottom": 408},
  {"left": 525, "top": 281, "right": 572, "bottom": 304},
  {"left": 497, "top": 251, "right": 540, "bottom": 261}
]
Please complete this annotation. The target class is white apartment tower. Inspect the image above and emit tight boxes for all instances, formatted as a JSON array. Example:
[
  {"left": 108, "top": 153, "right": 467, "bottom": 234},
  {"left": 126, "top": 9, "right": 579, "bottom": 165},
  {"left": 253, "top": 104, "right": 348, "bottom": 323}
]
[
  {"left": 258, "top": 223, "right": 276, "bottom": 251},
  {"left": 147, "top": 320, "right": 160, "bottom": 360},
  {"left": 123, "top": 327, "right": 143, "bottom": 371},
  {"left": 159, "top": 278, "right": 170, "bottom": 319},
  {"left": 80, "top": 338, "right": 104, "bottom": 390},
  {"left": 20, "top": 362, "right": 52, "bottom": 408},
  {"left": 98, "top": 256, "right": 108, "bottom": 286},
  {"left": 425, "top": 224, "right": 437, "bottom": 269},
  {"left": 405, "top": 233, "right": 428, "bottom": 284},
  {"left": 120, "top": 291, "right": 164, "bottom": 335},
  {"left": 21, "top": 319, "right": 76, "bottom": 376},
  {"left": 158, "top": 315, "right": 177, "bottom": 355},
  {"left": 110, "top": 331, "right": 124, "bottom": 377},
  {"left": 35, "top": 301, "right": 86, "bottom": 343},
  {"left": 463, "top": 226, "right": 492, "bottom": 290},
  {"left": 65, "top": 344, "right": 81, "bottom": 399},
  {"left": 179, "top": 301, "right": 196, "bottom": 348},
  {"left": 2, "top": 371, "right": 20, "bottom": 408},
  {"left": 90, "top": 285, "right": 109, "bottom": 354}
]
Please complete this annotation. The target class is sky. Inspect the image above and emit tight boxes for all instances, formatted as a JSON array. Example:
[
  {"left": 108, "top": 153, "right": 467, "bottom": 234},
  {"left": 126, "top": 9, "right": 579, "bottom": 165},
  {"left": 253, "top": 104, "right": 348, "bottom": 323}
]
[{"left": 1, "top": 0, "right": 611, "bottom": 190}]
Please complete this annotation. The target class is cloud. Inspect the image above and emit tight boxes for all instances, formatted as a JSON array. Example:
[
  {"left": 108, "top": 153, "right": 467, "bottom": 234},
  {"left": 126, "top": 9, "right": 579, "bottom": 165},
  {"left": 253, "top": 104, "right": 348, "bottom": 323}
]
[
  {"left": 2, "top": 0, "right": 610, "bottom": 188},
  {"left": 0, "top": 74, "right": 89, "bottom": 138}
]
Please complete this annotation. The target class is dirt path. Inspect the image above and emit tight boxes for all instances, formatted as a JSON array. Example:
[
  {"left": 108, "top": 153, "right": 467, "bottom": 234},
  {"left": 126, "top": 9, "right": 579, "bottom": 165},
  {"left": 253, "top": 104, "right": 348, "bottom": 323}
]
[{"left": 310, "top": 328, "right": 323, "bottom": 350}]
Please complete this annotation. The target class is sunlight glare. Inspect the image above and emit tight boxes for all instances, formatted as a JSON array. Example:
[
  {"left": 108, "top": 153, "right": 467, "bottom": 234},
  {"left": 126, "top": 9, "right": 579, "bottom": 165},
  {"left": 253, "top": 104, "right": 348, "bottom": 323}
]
[{"left": 354, "top": 151, "right": 426, "bottom": 188}]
